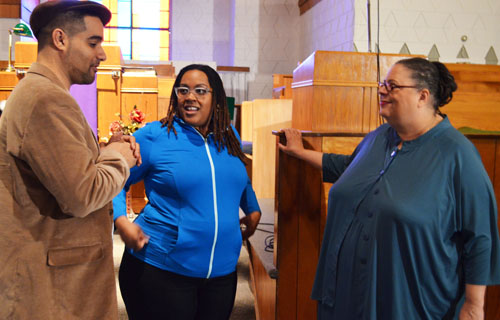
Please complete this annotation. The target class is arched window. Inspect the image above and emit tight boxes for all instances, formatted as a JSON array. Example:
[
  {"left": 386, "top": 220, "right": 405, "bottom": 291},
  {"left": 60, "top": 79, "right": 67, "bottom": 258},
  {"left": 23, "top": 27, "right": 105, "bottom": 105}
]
[{"left": 93, "top": 0, "right": 170, "bottom": 61}]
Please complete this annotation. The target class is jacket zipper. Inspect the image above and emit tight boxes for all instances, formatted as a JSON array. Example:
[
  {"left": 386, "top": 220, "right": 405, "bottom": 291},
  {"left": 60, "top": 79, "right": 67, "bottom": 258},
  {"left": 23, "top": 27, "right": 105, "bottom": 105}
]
[{"left": 195, "top": 130, "right": 218, "bottom": 279}]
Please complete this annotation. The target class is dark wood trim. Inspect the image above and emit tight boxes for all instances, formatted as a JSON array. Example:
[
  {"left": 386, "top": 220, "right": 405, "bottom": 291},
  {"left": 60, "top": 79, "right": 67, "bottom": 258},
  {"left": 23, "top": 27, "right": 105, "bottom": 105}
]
[
  {"left": 216, "top": 66, "right": 250, "bottom": 72},
  {"left": 273, "top": 130, "right": 500, "bottom": 140},
  {"left": 299, "top": 0, "right": 322, "bottom": 15},
  {"left": 273, "top": 130, "right": 366, "bottom": 138}
]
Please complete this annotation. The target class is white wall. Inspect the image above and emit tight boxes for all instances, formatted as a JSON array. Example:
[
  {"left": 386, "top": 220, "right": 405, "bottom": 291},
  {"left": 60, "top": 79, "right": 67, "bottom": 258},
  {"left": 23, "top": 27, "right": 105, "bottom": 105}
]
[
  {"left": 233, "top": 0, "right": 300, "bottom": 100},
  {"left": 353, "top": 0, "right": 500, "bottom": 64},
  {"left": 0, "top": 19, "right": 21, "bottom": 61},
  {"left": 170, "top": 0, "right": 216, "bottom": 62},
  {"left": 298, "top": 0, "right": 355, "bottom": 62}
]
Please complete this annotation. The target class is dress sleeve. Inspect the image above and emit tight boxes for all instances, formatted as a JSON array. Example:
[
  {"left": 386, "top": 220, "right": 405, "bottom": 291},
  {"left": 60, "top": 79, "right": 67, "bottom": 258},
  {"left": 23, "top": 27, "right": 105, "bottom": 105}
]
[
  {"left": 113, "top": 124, "right": 154, "bottom": 220},
  {"left": 458, "top": 146, "right": 500, "bottom": 285},
  {"left": 19, "top": 96, "right": 129, "bottom": 218},
  {"left": 322, "top": 153, "right": 354, "bottom": 183}
]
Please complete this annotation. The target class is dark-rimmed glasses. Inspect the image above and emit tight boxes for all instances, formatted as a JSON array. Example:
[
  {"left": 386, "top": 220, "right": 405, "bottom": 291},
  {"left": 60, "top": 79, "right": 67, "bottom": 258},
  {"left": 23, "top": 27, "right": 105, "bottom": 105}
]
[
  {"left": 174, "top": 86, "right": 212, "bottom": 98},
  {"left": 378, "top": 80, "right": 418, "bottom": 93}
]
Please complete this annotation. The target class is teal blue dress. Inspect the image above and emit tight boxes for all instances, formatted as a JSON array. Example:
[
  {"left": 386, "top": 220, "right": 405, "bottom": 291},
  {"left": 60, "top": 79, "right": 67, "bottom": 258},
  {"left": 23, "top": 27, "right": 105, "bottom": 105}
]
[{"left": 312, "top": 117, "right": 500, "bottom": 319}]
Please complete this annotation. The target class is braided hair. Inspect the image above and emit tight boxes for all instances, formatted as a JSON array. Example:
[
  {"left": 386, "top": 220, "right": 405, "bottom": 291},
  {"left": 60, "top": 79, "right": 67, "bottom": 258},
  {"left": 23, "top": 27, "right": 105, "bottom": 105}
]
[
  {"left": 160, "top": 64, "right": 248, "bottom": 163},
  {"left": 396, "top": 57, "right": 457, "bottom": 114}
]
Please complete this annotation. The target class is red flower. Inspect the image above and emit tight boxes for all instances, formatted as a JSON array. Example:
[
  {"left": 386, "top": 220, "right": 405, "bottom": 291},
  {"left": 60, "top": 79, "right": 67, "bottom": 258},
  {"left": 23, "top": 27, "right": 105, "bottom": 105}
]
[
  {"left": 109, "top": 120, "right": 123, "bottom": 134},
  {"left": 130, "top": 106, "right": 146, "bottom": 124}
]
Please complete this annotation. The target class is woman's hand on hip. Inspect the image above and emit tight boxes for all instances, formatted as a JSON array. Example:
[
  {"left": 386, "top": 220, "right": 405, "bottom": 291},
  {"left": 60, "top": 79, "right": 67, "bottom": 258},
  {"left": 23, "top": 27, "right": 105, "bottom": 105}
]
[
  {"left": 115, "top": 215, "right": 149, "bottom": 251},
  {"left": 240, "top": 211, "right": 261, "bottom": 241}
]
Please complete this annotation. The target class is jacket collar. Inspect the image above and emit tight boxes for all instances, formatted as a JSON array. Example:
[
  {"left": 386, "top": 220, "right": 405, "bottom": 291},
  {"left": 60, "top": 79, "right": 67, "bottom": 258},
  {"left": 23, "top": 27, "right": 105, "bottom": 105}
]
[
  {"left": 173, "top": 116, "right": 214, "bottom": 138},
  {"left": 27, "top": 62, "right": 68, "bottom": 91}
]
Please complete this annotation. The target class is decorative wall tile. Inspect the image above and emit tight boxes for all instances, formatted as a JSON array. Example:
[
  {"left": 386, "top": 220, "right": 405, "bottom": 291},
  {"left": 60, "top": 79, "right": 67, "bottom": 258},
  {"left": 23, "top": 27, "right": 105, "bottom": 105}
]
[
  {"left": 457, "top": 45, "right": 470, "bottom": 59},
  {"left": 428, "top": 44, "right": 440, "bottom": 61},
  {"left": 485, "top": 46, "right": 498, "bottom": 65},
  {"left": 400, "top": 43, "right": 411, "bottom": 54},
  {"left": 353, "top": 0, "right": 500, "bottom": 64}
]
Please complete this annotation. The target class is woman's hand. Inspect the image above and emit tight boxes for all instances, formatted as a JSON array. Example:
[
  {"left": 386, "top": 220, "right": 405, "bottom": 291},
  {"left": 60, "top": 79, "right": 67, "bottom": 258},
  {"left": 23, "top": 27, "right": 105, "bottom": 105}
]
[
  {"left": 278, "top": 128, "right": 323, "bottom": 170},
  {"left": 459, "top": 284, "right": 485, "bottom": 320},
  {"left": 278, "top": 128, "right": 305, "bottom": 158},
  {"left": 115, "top": 216, "right": 149, "bottom": 251},
  {"left": 459, "top": 301, "right": 484, "bottom": 320},
  {"left": 240, "top": 211, "right": 261, "bottom": 241}
]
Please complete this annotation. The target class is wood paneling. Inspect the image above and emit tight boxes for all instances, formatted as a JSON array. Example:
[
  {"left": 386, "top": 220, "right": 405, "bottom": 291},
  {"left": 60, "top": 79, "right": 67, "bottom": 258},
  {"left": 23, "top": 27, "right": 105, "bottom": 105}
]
[
  {"left": 444, "top": 63, "right": 500, "bottom": 131},
  {"left": 14, "top": 42, "right": 37, "bottom": 69},
  {"left": 273, "top": 74, "right": 293, "bottom": 99},
  {"left": 248, "top": 241, "right": 276, "bottom": 320},
  {"left": 121, "top": 73, "right": 158, "bottom": 124},
  {"left": 0, "top": 43, "right": 33, "bottom": 100},
  {"left": 158, "top": 76, "right": 174, "bottom": 119},
  {"left": 0, "top": 3, "right": 20, "bottom": 18},
  {"left": 291, "top": 51, "right": 420, "bottom": 132},
  {"left": 240, "top": 99, "right": 292, "bottom": 198},
  {"left": 0, "top": 71, "right": 20, "bottom": 100}
]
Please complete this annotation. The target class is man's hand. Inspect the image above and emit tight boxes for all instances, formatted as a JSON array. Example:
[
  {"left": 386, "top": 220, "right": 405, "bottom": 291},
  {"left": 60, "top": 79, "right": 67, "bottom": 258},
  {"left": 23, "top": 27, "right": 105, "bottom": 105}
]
[
  {"left": 240, "top": 211, "right": 261, "bottom": 241},
  {"left": 115, "top": 216, "right": 149, "bottom": 251}
]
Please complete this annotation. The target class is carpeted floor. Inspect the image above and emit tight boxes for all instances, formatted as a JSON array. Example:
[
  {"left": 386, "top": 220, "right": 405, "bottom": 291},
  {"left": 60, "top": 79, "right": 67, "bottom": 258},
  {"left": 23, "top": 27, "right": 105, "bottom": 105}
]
[{"left": 113, "top": 234, "right": 256, "bottom": 320}]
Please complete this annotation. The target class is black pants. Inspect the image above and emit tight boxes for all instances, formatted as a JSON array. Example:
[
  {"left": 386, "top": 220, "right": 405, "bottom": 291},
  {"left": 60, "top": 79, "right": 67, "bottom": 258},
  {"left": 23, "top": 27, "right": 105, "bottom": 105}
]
[{"left": 119, "top": 250, "right": 238, "bottom": 320}]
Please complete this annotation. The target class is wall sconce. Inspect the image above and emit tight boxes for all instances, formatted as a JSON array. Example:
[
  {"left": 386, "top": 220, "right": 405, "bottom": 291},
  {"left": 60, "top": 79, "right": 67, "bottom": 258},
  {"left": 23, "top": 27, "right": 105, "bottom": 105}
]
[{"left": 5, "top": 22, "right": 33, "bottom": 72}]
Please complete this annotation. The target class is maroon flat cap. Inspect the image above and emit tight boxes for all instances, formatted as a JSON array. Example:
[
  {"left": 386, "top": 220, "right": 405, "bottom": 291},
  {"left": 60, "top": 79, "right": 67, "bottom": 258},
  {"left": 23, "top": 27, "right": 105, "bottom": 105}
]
[{"left": 30, "top": 0, "right": 111, "bottom": 39}]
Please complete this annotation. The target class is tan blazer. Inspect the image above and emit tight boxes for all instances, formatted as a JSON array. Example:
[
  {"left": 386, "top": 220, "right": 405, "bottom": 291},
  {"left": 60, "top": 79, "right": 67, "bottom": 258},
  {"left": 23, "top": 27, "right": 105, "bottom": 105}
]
[{"left": 0, "top": 63, "right": 130, "bottom": 319}]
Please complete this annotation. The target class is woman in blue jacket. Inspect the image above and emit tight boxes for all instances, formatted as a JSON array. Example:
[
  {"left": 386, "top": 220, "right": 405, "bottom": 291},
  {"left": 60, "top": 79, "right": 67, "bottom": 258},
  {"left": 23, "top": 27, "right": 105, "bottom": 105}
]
[{"left": 114, "top": 64, "right": 261, "bottom": 320}]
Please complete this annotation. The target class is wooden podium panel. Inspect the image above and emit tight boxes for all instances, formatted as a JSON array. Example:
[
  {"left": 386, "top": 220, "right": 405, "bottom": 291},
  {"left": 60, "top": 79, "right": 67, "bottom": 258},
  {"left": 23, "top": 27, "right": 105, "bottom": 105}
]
[
  {"left": 0, "top": 71, "right": 19, "bottom": 100},
  {"left": 14, "top": 42, "right": 37, "bottom": 70},
  {"left": 444, "top": 63, "right": 500, "bottom": 131},
  {"left": 291, "top": 51, "right": 420, "bottom": 133},
  {"left": 274, "top": 131, "right": 363, "bottom": 320},
  {"left": 240, "top": 99, "right": 292, "bottom": 198},
  {"left": 96, "top": 45, "right": 159, "bottom": 139},
  {"left": 273, "top": 74, "right": 293, "bottom": 99},
  {"left": 158, "top": 76, "right": 175, "bottom": 119},
  {"left": 121, "top": 71, "right": 158, "bottom": 125},
  {"left": 0, "top": 42, "right": 37, "bottom": 100}
]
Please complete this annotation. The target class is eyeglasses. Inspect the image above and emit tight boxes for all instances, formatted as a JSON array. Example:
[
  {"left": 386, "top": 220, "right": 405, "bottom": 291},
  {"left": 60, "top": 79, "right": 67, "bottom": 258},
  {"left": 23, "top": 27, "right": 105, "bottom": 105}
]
[
  {"left": 378, "top": 80, "right": 418, "bottom": 93},
  {"left": 174, "top": 86, "right": 212, "bottom": 98}
]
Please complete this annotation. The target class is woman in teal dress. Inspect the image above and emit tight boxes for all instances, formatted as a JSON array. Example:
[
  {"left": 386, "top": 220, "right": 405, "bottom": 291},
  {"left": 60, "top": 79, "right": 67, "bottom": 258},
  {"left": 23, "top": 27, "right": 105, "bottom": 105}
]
[{"left": 279, "top": 57, "right": 500, "bottom": 319}]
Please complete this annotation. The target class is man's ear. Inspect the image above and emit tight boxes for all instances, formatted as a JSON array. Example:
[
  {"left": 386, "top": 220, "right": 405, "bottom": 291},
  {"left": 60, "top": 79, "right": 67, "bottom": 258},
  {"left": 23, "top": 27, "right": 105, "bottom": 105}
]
[{"left": 51, "top": 28, "right": 68, "bottom": 51}]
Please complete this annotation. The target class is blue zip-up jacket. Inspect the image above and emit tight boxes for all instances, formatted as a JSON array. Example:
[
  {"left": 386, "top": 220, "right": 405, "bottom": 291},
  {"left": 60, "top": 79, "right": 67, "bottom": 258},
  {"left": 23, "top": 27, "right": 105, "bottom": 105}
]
[{"left": 113, "top": 117, "right": 260, "bottom": 278}]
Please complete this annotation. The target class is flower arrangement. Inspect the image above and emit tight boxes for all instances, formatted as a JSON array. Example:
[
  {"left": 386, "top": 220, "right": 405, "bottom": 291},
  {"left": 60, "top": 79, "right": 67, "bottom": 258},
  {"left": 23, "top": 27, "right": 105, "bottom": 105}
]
[{"left": 109, "top": 105, "right": 146, "bottom": 136}]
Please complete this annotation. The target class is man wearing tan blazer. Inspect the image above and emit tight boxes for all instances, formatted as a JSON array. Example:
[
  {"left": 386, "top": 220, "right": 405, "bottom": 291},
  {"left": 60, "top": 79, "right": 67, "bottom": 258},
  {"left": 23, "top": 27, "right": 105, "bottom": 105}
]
[{"left": 0, "top": 1, "right": 140, "bottom": 319}]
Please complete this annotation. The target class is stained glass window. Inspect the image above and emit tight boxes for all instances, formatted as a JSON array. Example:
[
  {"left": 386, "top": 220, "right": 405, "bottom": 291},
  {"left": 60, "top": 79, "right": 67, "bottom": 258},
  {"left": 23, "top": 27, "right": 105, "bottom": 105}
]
[{"left": 93, "top": 0, "right": 170, "bottom": 61}]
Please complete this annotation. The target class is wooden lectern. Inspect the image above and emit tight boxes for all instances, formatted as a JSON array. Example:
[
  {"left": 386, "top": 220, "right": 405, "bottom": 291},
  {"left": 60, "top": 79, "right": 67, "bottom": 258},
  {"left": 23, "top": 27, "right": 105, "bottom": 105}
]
[{"left": 291, "top": 51, "right": 421, "bottom": 132}]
